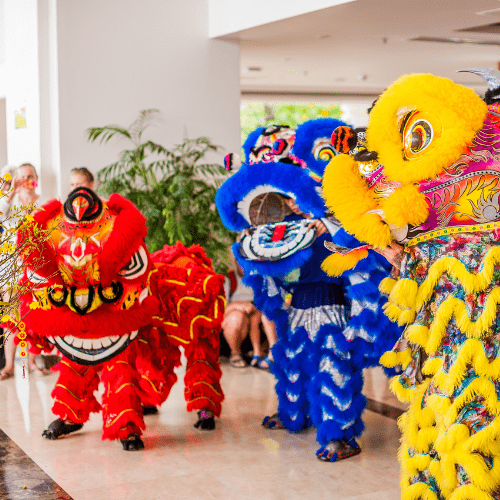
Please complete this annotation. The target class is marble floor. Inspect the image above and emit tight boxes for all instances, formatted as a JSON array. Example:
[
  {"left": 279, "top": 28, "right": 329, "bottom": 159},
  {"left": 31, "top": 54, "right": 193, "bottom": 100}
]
[{"left": 0, "top": 356, "right": 405, "bottom": 500}]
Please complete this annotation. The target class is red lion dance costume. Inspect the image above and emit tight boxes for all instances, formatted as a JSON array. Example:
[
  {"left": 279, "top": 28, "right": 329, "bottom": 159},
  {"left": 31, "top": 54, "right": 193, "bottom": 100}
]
[{"left": 17, "top": 187, "right": 225, "bottom": 450}]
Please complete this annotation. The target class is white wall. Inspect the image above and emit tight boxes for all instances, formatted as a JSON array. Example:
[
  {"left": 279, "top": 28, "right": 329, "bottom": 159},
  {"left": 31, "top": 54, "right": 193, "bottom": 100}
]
[
  {"left": 4, "top": 0, "right": 42, "bottom": 178},
  {"left": 55, "top": 0, "right": 241, "bottom": 197},
  {"left": 209, "top": 0, "right": 355, "bottom": 38}
]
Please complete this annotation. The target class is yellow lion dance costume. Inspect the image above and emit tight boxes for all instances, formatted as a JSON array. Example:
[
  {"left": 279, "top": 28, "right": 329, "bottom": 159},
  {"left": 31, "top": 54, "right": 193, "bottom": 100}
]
[{"left": 322, "top": 69, "right": 500, "bottom": 499}]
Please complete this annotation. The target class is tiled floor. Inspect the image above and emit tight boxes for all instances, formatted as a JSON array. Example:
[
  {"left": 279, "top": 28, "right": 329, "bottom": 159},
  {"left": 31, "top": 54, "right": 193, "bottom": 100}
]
[{"left": 0, "top": 357, "right": 404, "bottom": 500}]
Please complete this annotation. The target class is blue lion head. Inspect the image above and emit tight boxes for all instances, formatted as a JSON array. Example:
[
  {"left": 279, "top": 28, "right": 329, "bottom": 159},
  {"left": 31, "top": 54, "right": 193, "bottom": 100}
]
[{"left": 216, "top": 118, "right": 348, "bottom": 278}]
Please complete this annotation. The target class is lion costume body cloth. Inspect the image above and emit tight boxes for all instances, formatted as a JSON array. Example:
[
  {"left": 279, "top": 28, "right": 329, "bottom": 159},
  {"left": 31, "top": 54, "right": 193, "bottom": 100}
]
[
  {"left": 322, "top": 72, "right": 500, "bottom": 498},
  {"left": 216, "top": 118, "right": 401, "bottom": 459},
  {"left": 17, "top": 188, "right": 224, "bottom": 443}
]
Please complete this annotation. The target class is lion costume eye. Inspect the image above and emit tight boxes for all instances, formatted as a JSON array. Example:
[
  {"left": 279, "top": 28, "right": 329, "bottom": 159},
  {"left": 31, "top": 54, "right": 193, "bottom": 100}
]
[
  {"left": 118, "top": 246, "right": 148, "bottom": 279},
  {"left": 401, "top": 111, "right": 439, "bottom": 160},
  {"left": 313, "top": 137, "right": 337, "bottom": 162}
]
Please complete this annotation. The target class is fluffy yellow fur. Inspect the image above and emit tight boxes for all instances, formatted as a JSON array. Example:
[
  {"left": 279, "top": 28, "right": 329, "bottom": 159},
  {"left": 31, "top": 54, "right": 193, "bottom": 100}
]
[
  {"left": 448, "top": 486, "right": 496, "bottom": 500},
  {"left": 380, "top": 184, "right": 429, "bottom": 228},
  {"left": 367, "top": 73, "right": 487, "bottom": 185},
  {"left": 320, "top": 248, "right": 369, "bottom": 277},
  {"left": 400, "top": 376, "right": 500, "bottom": 498},
  {"left": 414, "top": 248, "right": 500, "bottom": 309},
  {"left": 379, "top": 276, "right": 397, "bottom": 295},
  {"left": 403, "top": 483, "right": 439, "bottom": 500},
  {"left": 389, "top": 278, "right": 419, "bottom": 310},
  {"left": 380, "top": 348, "right": 412, "bottom": 369},
  {"left": 423, "top": 292, "right": 500, "bottom": 353},
  {"left": 383, "top": 301, "right": 407, "bottom": 325},
  {"left": 429, "top": 339, "right": 500, "bottom": 394},
  {"left": 390, "top": 376, "right": 417, "bottom": 403},
  {"left": 406, "top": 324, "right": 430, "bottom": 346},
  {"left": 322, "top": 154, "right": 392, "bottom": 247}
]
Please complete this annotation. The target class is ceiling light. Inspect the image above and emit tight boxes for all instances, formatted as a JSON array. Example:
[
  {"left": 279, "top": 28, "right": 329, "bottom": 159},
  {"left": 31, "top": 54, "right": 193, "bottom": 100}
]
[
  {"left": 410, "top": 36, "right": 500, "bottom": 47},
  {"left": 476, "top": 8, "right": 500, "bottom": 16}
]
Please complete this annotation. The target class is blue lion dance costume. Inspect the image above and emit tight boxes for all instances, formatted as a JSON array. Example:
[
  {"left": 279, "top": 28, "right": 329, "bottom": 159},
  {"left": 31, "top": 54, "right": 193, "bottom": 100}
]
[{"left": 216, "top": 118, "right": 401, "bottom": 461}]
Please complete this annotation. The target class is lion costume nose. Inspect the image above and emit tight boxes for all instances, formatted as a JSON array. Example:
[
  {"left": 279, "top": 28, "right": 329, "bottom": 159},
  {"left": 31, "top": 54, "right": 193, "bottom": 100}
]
[{"left": 72, "top": 195, "right": 90, "bottom": 221}]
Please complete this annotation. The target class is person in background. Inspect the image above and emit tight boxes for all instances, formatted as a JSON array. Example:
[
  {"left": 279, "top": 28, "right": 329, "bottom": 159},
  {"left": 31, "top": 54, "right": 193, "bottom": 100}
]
[
  {"left": 222, "top": 262, "right": 277, "bottom": 369},
  {"left": 70, "top": 167, "right": 94, "bottom": 190},
  {"left": 0, "top": 163, "right": 49, "bottom": 379}
]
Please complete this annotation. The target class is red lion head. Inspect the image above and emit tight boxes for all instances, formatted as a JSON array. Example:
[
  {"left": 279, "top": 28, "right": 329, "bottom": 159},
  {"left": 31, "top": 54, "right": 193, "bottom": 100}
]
[{"left": 20, "top": 188, "right": 160, "bottom": 365}]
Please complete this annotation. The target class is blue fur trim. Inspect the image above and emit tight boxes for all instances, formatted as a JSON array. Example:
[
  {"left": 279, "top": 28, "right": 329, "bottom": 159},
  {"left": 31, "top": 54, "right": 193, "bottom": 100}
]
[
  {"left": 216, "top": 160, "right": 328, "bottom": 232},
  {"left": 292, "top": 118, "right": 349, "bottom": 177},
  {"left": 273, "top": 327, "right": 312, "bottom": 432},
  {"left": 242, "top": 127, "right": 265, "bottom": 163}
]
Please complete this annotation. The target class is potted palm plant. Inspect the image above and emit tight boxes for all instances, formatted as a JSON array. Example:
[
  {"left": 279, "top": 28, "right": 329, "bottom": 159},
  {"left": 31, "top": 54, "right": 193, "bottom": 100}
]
[{"left": 87, "top": 109, "right": 235, "bottom": 274}]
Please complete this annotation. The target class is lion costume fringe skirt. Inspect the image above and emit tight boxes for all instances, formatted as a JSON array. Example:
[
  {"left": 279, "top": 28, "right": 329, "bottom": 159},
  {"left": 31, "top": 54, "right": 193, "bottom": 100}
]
[{"left": 381, "top": 231, "right": 500, "bottom": 500}]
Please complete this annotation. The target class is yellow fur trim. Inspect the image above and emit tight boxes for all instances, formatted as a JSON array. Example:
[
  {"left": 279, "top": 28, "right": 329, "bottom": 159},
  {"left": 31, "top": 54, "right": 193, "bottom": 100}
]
[
  {"left": 399, "top": 309, "right": 417, "bottom": 326},
  {"left": 405, "top": 454, "right": 431, "bottom": 477},
  {"left": 322, "top": 154, "right": 392, "bottom": 247},
  {"left": 447, "top": 485, "right": 495, "bottom": 500},
  {"left": 390, "top": 376, "right": 416, "bottom": 403},
  {"left": 406, "top": 324, "right": 430, "bottom": 347},
  {"left": 383, "top": 301, "right": 404, "bottom": 323},
  {"left": 367, "top": 73, "right": 487, "bottom": 186},
  {"left": 389, "top": 278, "right": 419, "bottom": 310},
  {"left": 320, "top": 249, "right": 368, "bottom": 277},
  {"left": 415, "top": 248, "right": 500, "bottom": 309},
  {"left": 379, "top": 276, "right": 397, "bottom": 295},
  {"left": 402, "top": 482, "right": 439, "bottom": 500},
  {"left": 428, "top": 378, "right": 500, "bottom": 429},
  {"left": 424, "top": 292, "right": 500, "bottom": 353},
  {"left": 380, "top": 184, "right": 429, "bottom": 228},
  {"left": 431, "top": 339, "right": 500, "bottom": 394},
  {"left": 422, "top": 357, "right": 442, "bottom": 376},
  {"left": 380, "top": 348, "right": 412, "bottom": 369}
]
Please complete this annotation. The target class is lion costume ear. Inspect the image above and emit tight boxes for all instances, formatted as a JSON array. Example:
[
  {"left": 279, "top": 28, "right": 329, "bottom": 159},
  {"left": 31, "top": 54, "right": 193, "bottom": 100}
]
[{"left": 98, "top": 194, "right": 148, "bottom": 287}]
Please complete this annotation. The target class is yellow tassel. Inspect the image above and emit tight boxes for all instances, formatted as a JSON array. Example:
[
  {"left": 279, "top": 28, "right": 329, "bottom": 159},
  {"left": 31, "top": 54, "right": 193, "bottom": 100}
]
[
  {"left": 380, "top": 348, "right": 412, "bottom": 369},
  {"left": 383, "top": 302, "right": 404, "bottom": 323},
  {"left": 405, "top": 454, "right": 431, "bottom": 477},
  {"left": 390, "top": 377, "right": 416, "bottom": 403},
  {"left": 402, "top": 482, "right": 439, "bottom": 500},
  {"left": 398, "top": 309, "right": 417, "bottom": 326},
  {"left": 447, "top": 485, "right": 496, "bottom": 500},
  {"left": 320, "top": 249, "right": 369, "bottom": 277},
  {"left": 379, "top": 276, "right": 397, "bottom": 295},
  {"left": 406, "top": 324, "right": 430, "bottom": 348},
  {"left": 389, "top": 278, "right": 419, "bottom": 310},
  {"left": 422, "top": 357, "right": 442, "bottom": 376}
]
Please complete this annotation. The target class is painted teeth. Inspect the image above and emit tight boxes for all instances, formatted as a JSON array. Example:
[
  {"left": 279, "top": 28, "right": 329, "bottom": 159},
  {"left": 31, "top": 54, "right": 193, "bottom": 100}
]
[
  {"left": 110, "top": 336, "right": 119, "bottom": 342},
  {"left": 91, "top": 338, "right": 102, "bottom": 349},
  {"left": 82, "top": 339, "right": 93, "bottom": 349},
  {"left": 130, "top": 330, "right": 138, "bottom": 340},
  {"left": 101, "top": 337, "right": 112, "bottom": 347},
  {"left": 64, "top": 335, "right": 74, "bottom": 345},
  {"left": 72, "top": 337, "right": 83, "bottom": 348}
]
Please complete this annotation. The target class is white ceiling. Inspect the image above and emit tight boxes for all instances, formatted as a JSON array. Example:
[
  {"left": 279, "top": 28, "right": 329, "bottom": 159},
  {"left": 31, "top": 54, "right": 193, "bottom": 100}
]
[{"left": 217, "top": 0, "right": 500, "bottom": 98}]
